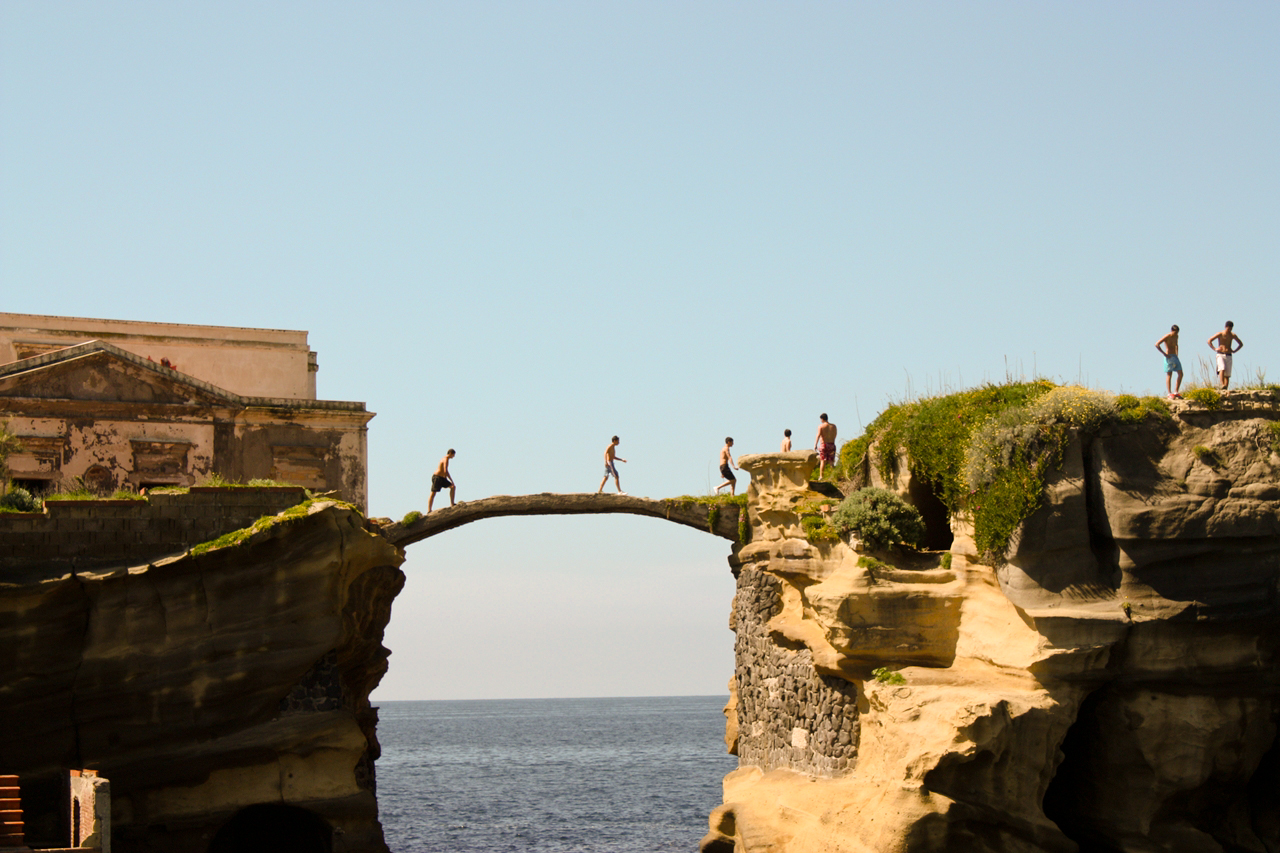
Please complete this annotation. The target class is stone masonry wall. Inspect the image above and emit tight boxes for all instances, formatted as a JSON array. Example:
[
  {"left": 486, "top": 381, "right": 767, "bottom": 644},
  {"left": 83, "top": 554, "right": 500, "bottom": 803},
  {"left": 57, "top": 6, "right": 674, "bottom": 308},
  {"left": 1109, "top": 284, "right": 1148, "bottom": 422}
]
[
  {"left": 0, "top": 486, "right": 308, "bottom": 576},
  {"left": 734, "top": 565, "right": 860, "bottom": 777}
]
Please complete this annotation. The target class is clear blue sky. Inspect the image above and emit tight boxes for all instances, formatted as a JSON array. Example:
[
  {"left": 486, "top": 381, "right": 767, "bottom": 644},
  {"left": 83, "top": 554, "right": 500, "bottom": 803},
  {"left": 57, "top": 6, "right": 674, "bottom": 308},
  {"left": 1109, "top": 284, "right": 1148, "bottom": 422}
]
[{"left": 3, "top": 2, "right": 1276, "bottom": 700}]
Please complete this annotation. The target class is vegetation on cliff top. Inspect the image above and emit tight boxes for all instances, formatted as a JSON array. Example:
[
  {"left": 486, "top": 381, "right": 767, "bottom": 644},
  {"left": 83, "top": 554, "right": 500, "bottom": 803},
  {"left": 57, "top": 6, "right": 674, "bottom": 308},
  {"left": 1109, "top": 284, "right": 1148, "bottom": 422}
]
[
  {"left": 191, "top": 497, "right": 358, "bottom": 555},
  {"left": 834, "top": 381, "right": 1174, "bottom": 563},
  {"left": 664, "top": 493, "right": 748, "bottom": 541}
]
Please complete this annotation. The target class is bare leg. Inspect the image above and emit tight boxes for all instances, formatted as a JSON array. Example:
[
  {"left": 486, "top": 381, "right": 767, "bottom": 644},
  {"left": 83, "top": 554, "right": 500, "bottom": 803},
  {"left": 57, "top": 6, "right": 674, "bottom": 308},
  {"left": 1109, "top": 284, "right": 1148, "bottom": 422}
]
[
  {"left": 427, "top": 492, "right": 435, "bottom": 513},
  {"left": 598, "top": 476, "right": 608, "bottom": 493},
  {"left": 1174, "top": 370, "right": 1183, "bottom": 395},
  {"left": 449, "top": 484, "right": 456, "bottom": 507}
]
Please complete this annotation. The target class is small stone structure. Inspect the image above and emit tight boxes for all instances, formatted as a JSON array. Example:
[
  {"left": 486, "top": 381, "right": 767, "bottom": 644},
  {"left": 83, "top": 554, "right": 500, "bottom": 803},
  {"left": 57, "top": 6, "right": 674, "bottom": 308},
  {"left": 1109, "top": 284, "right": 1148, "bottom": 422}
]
[{"left": 0, "top": 313, "right": 372, "bottom": 510}]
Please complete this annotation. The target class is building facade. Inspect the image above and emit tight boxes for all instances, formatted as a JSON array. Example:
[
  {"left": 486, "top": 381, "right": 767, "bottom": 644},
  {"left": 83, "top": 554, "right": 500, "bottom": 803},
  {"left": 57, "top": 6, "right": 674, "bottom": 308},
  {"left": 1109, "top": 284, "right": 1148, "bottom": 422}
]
[{"left": 0, "top": 313, "right": 372, "bottom": 510}]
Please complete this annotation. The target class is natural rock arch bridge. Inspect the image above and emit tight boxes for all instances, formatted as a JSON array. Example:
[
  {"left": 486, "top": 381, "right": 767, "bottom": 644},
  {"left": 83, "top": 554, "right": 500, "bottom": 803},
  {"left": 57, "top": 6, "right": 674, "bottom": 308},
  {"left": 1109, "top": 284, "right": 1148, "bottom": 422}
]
[{"left": 381, "top": 492, "right": 747, "bottom": 549}]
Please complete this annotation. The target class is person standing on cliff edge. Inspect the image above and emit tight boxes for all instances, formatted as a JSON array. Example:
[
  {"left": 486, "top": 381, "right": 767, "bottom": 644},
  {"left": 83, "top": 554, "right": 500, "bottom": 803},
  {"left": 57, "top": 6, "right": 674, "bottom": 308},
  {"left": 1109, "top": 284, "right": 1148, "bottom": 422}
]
[
  {"left": 428, "top": 449, "right": 456, "bottom": 513},
  {"left": 1155, "top": 324, "right": 1183, "bottom": 399},
  {"left": 597, "top": 436, "right": 627, "bottom": 494},
  {"left": 1207, "top": 321, "right": 1244, "bottom": 390},
  {"left": 781, "top": 429, "right": 792, "bottom": 452},
  {"left": 715, "top": 438, "right": 738, "bottom": 495},
  {"left": 814, "top": 413, "right": 837, "bottom": 478}
]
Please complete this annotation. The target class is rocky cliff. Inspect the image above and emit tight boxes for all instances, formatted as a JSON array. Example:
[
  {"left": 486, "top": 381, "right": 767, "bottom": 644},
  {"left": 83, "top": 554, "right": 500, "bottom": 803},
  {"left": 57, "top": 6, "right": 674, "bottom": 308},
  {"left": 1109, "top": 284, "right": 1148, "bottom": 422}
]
[
  {"left": 0, "top": 500, "right": 404, "bottom": 853},
  {"left": 706, "top": 392, "right": 1280, "bottom": 853}
]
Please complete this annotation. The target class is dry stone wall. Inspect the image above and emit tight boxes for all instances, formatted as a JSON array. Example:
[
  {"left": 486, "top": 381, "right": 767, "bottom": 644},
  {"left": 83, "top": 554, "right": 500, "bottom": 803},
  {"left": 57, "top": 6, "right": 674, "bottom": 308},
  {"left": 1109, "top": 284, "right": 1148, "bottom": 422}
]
[{"left": 733, "top": 566, "right": 859, "bottom": 776}]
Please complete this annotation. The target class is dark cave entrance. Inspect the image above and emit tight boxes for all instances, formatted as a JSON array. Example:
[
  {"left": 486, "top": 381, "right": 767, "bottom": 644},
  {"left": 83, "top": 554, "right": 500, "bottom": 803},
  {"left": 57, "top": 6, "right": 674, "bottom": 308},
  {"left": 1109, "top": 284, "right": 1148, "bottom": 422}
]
[
  {"left": 1042, "top": 688, "right": 1280, "bottom": 852},
  {"left": 208, "top": 803, "right": 333, "bottom": 853},
  {"left": 907, "top": 476, "right": 953, "bottom": 551}
]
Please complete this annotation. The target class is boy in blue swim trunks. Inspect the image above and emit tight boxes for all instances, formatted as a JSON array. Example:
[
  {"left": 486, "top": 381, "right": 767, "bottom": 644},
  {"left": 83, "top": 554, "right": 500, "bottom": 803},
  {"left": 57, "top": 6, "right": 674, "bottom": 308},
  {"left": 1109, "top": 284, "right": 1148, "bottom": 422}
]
[
  {"left": 1155, "top": 325, "right": 1183, "bottom": 399},
  {"left": 597, "top": 436, "right": 627, "bottom": 494}
]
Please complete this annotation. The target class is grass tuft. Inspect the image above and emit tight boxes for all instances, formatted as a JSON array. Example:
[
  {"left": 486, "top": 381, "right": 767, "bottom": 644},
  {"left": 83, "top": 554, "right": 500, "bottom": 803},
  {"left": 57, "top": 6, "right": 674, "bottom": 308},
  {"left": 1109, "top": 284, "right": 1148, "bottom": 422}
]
[{"left": 1182, "top": 388, "right": 1222, "bottom": 409}]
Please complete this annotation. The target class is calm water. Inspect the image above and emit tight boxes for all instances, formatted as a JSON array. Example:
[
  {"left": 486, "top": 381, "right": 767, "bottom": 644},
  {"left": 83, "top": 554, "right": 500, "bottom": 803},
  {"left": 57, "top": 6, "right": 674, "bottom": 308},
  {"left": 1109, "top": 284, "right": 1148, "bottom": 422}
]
[{"left": 375, "top": 696, "right": 737, "bottom": 853}]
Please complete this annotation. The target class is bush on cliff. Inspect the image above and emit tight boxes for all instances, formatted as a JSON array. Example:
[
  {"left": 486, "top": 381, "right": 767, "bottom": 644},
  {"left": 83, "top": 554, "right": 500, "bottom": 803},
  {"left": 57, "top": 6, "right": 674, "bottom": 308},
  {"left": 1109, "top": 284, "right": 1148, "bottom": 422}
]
[
  {"left": 832, "top": 488, "right": 926, "bottom": 551},
  {"left": 0, "top": 486, "right": 40, "bottom": 513},
  {"left": 836, "top": 381, "right": 1152, "bottom": 564}
]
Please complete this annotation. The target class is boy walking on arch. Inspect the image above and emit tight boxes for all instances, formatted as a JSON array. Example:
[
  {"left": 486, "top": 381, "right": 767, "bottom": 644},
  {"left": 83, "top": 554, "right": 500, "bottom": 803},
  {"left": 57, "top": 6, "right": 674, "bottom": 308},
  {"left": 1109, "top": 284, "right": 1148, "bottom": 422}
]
[
  {"left": 715, "top": 438, "right": 738, "bottom": 495},
  {"left": 597, "top": 436, "right": 627, "bottom": 494},
  {"left": 428, "top": 449, "right": 456, "bottom": 513}
]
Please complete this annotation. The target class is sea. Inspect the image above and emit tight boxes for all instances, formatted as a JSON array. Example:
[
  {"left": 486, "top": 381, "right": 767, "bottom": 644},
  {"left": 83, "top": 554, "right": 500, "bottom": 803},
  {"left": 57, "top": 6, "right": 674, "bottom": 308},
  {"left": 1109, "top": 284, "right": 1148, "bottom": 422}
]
[{"left": 374, "top": 695, "right": 737, "bottom": 853}]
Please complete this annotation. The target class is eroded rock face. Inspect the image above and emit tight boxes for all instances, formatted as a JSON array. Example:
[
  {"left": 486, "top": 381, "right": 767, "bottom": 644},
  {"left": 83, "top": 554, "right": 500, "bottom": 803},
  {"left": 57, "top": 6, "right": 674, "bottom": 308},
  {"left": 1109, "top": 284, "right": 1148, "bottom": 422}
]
[
  {"left": 0, "top": 502, "right": 405, "bottom": 853},
  {"left": 707, "top": 399, "right": 1280, "bottom": 853}
]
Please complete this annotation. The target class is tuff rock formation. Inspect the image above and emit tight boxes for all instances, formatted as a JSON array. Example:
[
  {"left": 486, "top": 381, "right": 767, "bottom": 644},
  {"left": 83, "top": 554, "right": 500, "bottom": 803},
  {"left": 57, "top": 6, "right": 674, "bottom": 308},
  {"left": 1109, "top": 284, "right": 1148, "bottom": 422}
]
[
  {"left": 0, "top": 501, "right": 404, "bottom": 853},
  {"left": 706, "top": 393, "right": 1280, "bottom": 853}
]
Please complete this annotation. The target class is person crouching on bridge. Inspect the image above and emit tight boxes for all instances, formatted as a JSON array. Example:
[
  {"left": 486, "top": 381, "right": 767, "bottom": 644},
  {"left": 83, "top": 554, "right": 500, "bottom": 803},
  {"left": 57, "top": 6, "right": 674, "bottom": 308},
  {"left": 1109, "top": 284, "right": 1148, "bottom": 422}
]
[{"left": 429, "top": 449, "right": 456, "bottom": 512}]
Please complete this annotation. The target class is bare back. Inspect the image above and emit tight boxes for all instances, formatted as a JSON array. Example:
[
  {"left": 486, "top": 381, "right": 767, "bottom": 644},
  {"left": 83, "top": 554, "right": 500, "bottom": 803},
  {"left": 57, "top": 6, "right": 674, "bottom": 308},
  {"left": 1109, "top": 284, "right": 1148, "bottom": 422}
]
[{"left": 817, "top": 421, "right": 837, "bottom": 445}]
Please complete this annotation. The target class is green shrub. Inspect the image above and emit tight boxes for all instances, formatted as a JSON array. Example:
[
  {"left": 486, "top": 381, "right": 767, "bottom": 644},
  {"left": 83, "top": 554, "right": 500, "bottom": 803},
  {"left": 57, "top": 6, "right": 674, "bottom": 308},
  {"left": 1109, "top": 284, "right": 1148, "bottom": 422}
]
[
  {"left": 940, "top": 552, "right": 952, "bottom": 570},
  {"left": 832, "top": 488, "right": 926, "bottom": 550},
  {"left": 1114, "top": 394, "right": 1172, "bottom": 424},
  {"left": 801, "top": 513, "right": 840, "bottom": 543},
  {"left": 1193, "top": 445, "right": 1220, "bottom": 466},
  {"left": 401, "top": 510, "right": 423, "bottom": 525},
  {"left": 1183, "top": 388, "right": 1222, "bottom": 409},
  {"left": 857, "top": 555, "right": 891, "bottom": 572},
  {"left": 871, "top": 667, "right": 906, "bottom": 685},
  {"left": 0, "top": 486, "right": 40, "bottom": 512}
]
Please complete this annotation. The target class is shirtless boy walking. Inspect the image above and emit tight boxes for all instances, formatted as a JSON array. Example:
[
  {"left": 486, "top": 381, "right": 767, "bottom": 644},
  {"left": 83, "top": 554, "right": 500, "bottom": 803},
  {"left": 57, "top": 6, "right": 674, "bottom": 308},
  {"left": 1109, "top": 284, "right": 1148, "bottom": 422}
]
[
  {"left": 1207, "top": 321, "right": 1244, "bottom": 390},
  {"left": 814, "top": 413, "right": 837, "bottom": 478},
  {"left": 428, "top": 449, "right": 456, "bottom": 513},
  {"left": 1155, "top": 324, "right": 1183, "bottom": 398},
  {"left": 597, "top": 436, "right": 627, "bottom": 494},
  {"left": 715, "top": 438, "right": 738, "bottom": 495}
]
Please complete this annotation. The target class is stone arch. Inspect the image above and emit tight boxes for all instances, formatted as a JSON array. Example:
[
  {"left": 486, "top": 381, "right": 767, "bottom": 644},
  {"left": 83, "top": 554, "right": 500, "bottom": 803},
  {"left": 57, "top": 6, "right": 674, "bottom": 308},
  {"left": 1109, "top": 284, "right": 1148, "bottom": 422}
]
[
  {"left": 207, "top": 803, "right": 333, "bottom": 853},
  {"left": 385, "top": 492, "right": 744, "bottom": 549},
  {"left": 83, "top": 464, "right": 114, "bottom": 495}
]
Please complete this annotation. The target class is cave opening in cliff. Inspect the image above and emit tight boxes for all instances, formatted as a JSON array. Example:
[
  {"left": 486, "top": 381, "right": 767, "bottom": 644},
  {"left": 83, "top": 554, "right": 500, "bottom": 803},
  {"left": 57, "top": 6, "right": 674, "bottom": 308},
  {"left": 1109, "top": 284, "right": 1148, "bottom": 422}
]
[
  {"left": 208, "top": 803, "right": 333, "bottom": 853},
  {"left": 906, "top": 475, "right": 953, "bottom": 551}
]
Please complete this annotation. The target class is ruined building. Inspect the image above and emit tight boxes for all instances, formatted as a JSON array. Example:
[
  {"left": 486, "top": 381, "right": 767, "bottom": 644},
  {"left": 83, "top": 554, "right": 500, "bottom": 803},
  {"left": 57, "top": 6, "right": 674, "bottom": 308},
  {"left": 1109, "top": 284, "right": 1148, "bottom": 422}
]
[{"left": 0, "top": 312, "right": 372, "bottom": 510}]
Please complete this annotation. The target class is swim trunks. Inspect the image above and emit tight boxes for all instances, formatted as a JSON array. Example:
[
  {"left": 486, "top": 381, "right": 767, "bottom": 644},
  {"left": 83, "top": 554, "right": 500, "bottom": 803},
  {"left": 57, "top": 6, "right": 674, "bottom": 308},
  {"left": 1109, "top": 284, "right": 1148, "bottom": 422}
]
[
  {"left": 819, "top": 441, "right": 836, "bottom": 463},
  {"left": 1217, "top": 352, "right": 1233, "bottom": 377},
  {"left": 720, "top": 463, "right": 736, "bottom": 481},
  {"left": 431, "top": 474, "right": 452, "bottom": 493},
  {"left": 1165, "top": 354, "right": 1183, "bottom": 375},
  {"left": 603, "top": 462, "right": 618, "bottom": 479}
]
